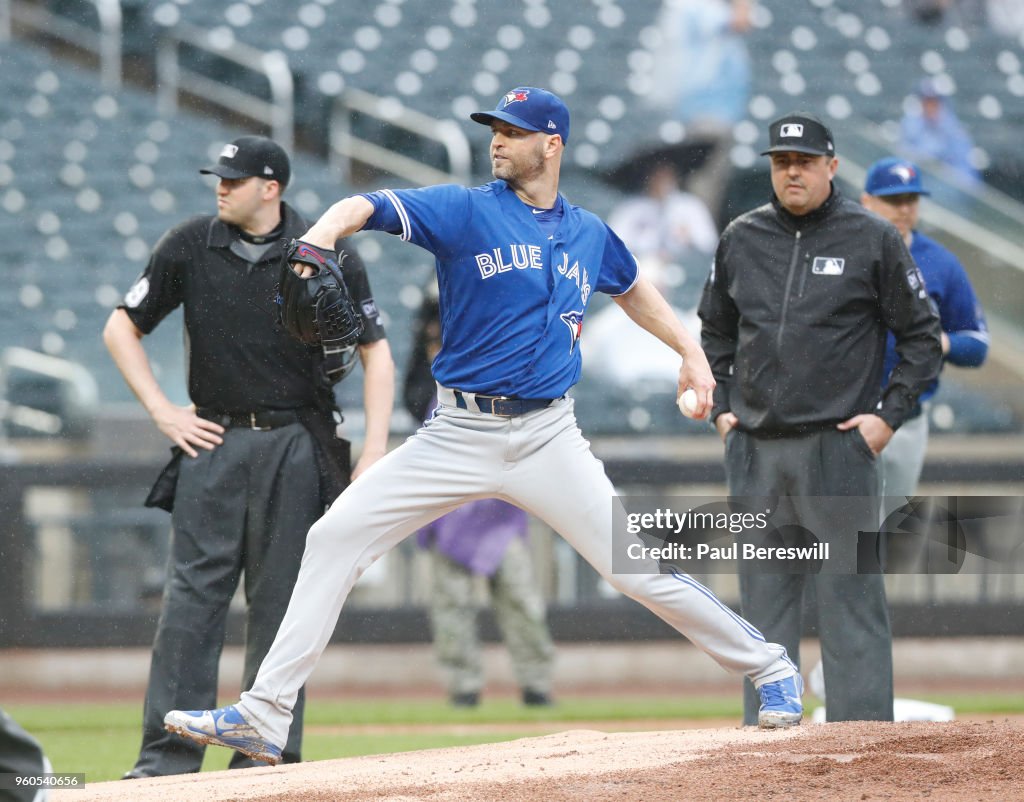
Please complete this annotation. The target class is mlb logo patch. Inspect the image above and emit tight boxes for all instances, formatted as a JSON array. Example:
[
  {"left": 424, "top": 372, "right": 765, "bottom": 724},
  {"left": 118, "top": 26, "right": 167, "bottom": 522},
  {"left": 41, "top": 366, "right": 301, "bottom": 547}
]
[
  {"left": 220, "top": 144, "right": 239, "bottom": 159},
  {"left": 780, "top": 123, "right": 804, "bottom": 138},
  {"left": 812, "top": 256, "right": 845, "bottom": 275}
]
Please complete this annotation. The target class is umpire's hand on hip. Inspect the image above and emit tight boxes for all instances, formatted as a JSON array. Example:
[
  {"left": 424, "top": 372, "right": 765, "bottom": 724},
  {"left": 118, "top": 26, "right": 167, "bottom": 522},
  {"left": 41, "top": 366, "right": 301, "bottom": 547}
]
[
  {"left": 837, "top": 414, "right": 893, "bottom": 455},
  {"left": 715, "top": 412, "right": 738, "bottom": 442},
  {"left": 153, "top": 402, "right": 225, "bottom": 458}
]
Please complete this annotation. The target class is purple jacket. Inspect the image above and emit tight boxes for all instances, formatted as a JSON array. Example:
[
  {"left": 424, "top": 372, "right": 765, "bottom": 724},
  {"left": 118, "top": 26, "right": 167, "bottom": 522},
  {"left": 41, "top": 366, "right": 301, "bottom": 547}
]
[{"left": 417, "top": 498, "right": 528, "bottom": 576}]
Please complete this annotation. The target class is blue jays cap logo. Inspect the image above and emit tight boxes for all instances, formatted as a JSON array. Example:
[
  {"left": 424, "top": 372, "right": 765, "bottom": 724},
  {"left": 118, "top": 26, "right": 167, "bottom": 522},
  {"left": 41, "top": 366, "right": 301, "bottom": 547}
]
[
  {"left": 560, "top": 310, "right": 584, "bottom": 354},
  {"left": 502, "top": 89, "right": 530, "bottom": 108},
  {"left": 864, "top": 156, "right": 929, "bottom": 196},
  {"left": 890, "top": 164, "right": 916, "bottom": 183}
]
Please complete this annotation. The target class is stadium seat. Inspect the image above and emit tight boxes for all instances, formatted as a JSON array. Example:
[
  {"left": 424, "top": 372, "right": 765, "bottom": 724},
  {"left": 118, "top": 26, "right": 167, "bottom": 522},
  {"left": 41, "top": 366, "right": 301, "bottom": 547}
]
[{"left": 0, "top": 39, "right": 384, "bottom": 405}]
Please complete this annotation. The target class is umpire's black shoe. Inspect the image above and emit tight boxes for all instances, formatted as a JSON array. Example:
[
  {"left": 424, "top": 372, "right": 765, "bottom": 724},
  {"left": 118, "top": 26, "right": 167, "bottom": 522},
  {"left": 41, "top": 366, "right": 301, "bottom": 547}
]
[
  {"left": 450, "top": 692, "right": 480, "bottom": 708},
  {"left": 522, "top": 689, "right": 553, "bottom": 707}
]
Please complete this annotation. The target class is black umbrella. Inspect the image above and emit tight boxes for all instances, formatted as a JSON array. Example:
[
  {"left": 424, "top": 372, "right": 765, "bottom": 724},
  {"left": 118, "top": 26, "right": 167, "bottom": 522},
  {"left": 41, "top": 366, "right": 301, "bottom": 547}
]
[{"left": 599, "top": 138, "right": 720, "bottom": 194}]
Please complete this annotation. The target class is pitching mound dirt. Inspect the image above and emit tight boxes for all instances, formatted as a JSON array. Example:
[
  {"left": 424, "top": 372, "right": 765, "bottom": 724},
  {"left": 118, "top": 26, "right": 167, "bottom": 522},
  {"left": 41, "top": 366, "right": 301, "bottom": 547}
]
[{"left": 55, "top": 719, "right": 1022, "bottom": 802}]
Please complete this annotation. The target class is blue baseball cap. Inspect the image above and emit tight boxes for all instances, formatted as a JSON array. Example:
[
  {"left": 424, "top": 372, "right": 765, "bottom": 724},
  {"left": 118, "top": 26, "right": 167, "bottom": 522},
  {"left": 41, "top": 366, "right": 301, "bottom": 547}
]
[
  {"left": 471, "top": 87, "right": 570, "bottom": 144},
  {"left": 864, "top": 157, "right": 930, "bottom": 197}
]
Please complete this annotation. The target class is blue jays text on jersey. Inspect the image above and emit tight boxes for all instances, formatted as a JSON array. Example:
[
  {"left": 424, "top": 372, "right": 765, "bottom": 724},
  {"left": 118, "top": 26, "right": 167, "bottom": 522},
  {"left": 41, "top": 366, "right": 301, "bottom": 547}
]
[
  {"left": 474, "top": 246, "right": 593, "bottom": 306},
  {"left": 361, "top": 180, "right": 638, "bottom": 399}
]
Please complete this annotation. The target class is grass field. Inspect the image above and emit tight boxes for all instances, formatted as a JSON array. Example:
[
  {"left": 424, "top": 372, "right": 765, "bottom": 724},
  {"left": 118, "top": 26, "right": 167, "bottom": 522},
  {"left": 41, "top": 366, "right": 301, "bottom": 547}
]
[{"left": 7, "top": 692, "right": 1024, "bottom": 783}]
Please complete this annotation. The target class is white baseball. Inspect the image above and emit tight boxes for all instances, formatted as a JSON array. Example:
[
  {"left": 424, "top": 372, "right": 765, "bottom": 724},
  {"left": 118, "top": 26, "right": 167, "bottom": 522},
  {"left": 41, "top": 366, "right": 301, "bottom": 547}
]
[{"left": 677, "top": 388, "right": 699, "bottom": 418}]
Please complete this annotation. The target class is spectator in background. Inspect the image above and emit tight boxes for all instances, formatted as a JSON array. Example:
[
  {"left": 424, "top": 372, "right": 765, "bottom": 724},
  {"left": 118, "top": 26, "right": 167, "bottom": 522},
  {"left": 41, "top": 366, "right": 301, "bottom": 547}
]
[
  {"left": 648, "top": 0, "right": 754, "bottom": 221},
  {"left": 583, "top": 162, "right": 717, "bottom": 391},
  {"left": 899, "top": 78, "right": 981, "bottom": 187},
  {"left": 986, "top": 0, "right": 1024, "bottom": 37},
  {"left": 860, "top": 157, "right": 989, "bottom": 500},
  {"left": 404, "top": 280, "right": 556, "bottom": 708},
  {"left": 608, "top": 162, "right": 719, "bottom": 289}
]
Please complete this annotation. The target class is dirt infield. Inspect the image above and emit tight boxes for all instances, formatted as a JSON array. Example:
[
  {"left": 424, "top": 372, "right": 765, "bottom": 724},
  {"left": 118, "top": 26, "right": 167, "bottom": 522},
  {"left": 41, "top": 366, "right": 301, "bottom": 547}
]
[{"left": 55, "top": 719, "right": 1022, "bottom": 802}]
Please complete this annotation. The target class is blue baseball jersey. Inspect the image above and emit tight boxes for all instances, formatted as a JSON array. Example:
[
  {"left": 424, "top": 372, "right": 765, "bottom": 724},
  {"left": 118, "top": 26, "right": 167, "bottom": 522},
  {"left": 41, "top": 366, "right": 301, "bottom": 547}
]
[
  {"left": 362, "top": 180, "right": 639, "bottom": 398},
  {"left": 882, "top": 230, "right": 988, "bottom": 401}
]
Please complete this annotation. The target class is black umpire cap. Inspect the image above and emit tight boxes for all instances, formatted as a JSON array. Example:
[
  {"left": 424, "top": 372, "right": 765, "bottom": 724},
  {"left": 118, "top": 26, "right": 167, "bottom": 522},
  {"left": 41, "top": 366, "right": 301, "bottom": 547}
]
[
  {"left": 761, "top": 112, "right": 835, "bottom": 158},
  {"left": 200, "top": 135, "right": 291, "bottom": 187}
]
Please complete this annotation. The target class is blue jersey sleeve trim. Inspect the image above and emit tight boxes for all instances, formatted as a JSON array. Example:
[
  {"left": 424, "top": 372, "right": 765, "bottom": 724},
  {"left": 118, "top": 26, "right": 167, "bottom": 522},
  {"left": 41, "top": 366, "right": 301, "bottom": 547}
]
[
  {"left": 606, "top": 269, "right": 640, "bottom": 297},
  {"left": 378, "top": 189, "right": 411, "bottom": 241}
]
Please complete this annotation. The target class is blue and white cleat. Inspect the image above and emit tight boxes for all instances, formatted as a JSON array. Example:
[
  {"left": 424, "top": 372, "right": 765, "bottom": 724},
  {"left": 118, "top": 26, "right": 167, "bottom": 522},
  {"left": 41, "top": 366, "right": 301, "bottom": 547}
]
[
  {"left": 164, "top": 705, "right": 282, "bottom": 765},
  {"left": 757, "top": 674, "right": 804, "bottom": 729}
]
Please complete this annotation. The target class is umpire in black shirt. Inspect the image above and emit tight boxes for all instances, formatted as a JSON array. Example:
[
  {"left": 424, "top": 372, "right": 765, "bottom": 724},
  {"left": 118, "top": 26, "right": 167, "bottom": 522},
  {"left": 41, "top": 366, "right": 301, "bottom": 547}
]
[
  {"left": 104, "top": 136, "right": 394, "bottom": 776},
  {"left": 699, "top": 113, "right": 942, "bottom": 723}
]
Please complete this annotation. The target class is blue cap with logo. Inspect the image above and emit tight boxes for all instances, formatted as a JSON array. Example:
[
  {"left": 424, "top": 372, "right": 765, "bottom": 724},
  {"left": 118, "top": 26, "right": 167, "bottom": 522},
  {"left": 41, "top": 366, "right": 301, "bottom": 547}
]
[
  {"left": 864, "top": 156, "right": 930, "bottom": 196},
  {"left": 471, "top": 87, "right": 570, "bottom": 144}
]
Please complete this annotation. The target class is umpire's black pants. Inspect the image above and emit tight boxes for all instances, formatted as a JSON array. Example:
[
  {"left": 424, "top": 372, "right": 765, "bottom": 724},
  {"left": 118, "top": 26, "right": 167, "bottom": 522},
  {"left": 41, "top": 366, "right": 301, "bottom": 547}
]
[
  {"left": 131, "top": 422, "right": 322, "bottom": 776},
  {"left": 726, "top": 427, "right": 894, "bottom": 724}
]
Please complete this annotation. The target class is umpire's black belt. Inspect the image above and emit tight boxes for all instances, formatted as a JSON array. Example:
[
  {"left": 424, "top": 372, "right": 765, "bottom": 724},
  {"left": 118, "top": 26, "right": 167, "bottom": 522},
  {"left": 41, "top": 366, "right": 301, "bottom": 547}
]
[
  {"left": 436, "top": 384, "right": 555, "bottom": 417},
  {"left": 197, "top": 408, "right": 302, "bottom": 431}
]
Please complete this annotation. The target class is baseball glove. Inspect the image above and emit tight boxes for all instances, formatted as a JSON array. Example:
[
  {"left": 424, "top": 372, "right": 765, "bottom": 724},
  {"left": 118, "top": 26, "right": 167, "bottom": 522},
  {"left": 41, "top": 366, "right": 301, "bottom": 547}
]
[{"left": 276, "top": 239, "right": 364, "bottom": 350}]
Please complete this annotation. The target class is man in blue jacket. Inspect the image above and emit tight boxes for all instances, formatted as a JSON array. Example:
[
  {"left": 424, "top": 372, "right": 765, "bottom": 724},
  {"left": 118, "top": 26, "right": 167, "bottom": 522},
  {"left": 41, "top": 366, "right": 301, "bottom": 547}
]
[{"left": 861, "top": 156, "right": 989, "bottom": 498}]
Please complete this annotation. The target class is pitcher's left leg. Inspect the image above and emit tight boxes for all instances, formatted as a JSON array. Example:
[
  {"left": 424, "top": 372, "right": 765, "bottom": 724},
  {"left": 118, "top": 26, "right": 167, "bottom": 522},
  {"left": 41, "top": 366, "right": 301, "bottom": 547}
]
[{"left": 502, "top": 400, "right": 795, "bottom": 685}]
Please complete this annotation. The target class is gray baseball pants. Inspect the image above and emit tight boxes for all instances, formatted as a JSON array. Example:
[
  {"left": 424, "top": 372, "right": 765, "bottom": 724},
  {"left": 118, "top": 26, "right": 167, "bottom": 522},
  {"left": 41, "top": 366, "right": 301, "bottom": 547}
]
[
  {"left": 880, "top": 408, "right": 929, "bottom": 499},
  {"left": 238, "top": 397, "right": 796, "bottom": 747}
]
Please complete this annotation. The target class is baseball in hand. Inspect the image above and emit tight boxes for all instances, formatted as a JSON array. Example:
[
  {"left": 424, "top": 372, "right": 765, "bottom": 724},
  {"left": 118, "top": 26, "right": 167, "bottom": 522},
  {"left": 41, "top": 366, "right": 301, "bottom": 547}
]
[{"left": 677, "top": 388, "right": 699, "bottom": 418}]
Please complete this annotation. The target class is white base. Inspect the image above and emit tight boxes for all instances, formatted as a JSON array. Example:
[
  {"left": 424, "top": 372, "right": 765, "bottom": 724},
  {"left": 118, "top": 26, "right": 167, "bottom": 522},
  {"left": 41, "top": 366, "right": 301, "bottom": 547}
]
[{"left": 812, "top": 698, "right": 955, "bottom": 723}]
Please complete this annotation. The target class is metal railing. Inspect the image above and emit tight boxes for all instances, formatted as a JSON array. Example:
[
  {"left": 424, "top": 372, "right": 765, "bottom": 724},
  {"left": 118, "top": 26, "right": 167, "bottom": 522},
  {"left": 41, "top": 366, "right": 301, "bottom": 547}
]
[
  {"left": 0, "top": 0, "right": 122, "bottom": 89},
  {"left": 330, "top": 88, "right": 472, "bottom": 187},
  {"left": 156, "top": 22, "right": 293, "bottom": 152},
  {"left": 0, "top": 347, "right": 99, "bottom": 439}
]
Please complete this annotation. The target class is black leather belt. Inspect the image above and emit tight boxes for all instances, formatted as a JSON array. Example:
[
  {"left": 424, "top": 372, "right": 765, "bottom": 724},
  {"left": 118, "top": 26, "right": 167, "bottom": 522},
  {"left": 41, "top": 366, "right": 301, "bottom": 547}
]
[
  {"left": 451, "top": 391, "right": 555, "bottom": 417},
  {"left": 197, "top": 408, "right": 302, "bottom": 431}
]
